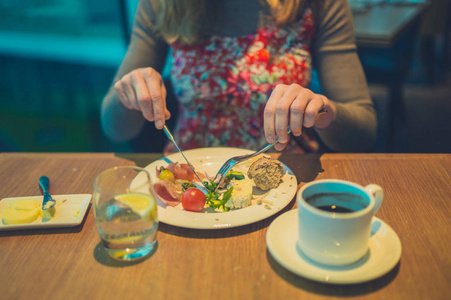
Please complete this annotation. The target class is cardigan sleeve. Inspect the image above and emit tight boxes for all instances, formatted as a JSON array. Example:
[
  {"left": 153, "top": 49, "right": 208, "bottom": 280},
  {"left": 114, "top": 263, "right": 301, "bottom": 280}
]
[{"left": 311, "top": 0, "right": 377, "bottom": 152}]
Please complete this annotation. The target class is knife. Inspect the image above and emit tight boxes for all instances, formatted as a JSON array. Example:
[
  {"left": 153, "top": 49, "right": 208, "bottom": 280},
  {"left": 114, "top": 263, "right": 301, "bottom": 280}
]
[
  {"left": 39, "top": 176, "right": 56, "bottom": 210},
  {"left": 163, "top": 125, "right": 206, "bottom": 188}
]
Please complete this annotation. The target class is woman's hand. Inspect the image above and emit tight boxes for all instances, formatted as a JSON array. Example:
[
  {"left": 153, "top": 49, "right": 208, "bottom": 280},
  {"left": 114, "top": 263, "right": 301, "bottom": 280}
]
[
  {"left": 114, "top": 67, "right": 171, "bottom": 129},
  {"left": 264, "top": 84, "right": 336, "bottom": 151}
]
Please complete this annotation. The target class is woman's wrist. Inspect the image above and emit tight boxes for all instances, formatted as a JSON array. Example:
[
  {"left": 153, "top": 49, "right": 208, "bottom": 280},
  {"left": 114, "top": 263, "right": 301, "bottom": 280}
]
[{"left": 101, "top": 90, "right": 146, "bottom": 142}]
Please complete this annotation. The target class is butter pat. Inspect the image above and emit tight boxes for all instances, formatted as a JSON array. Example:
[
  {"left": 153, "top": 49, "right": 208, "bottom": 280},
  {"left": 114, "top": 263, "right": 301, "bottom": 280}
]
[
  {"left": 10, "top": 199, "right": 40, "bottom": 210},
  {"left": 2, "top": 199, "right": 56, "bottom": 225},
  {"left": 41, "top": 206, "right": 56, "bottom": 220},
  {"left": 2, "top": 199, "right": 41, "bottom": 224}
]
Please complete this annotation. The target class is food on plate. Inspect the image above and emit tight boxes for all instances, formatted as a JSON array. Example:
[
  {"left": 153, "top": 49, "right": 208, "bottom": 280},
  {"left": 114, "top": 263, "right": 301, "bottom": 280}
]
[
  {"left": 182, "top": 188, "right": 206, "bottom": 212},
  {"left": 157, "top": 162, "right": 202, "bottom": 182},
  {"left": 248, "top": 157, "right": 284, "bottom": 190},
  {"left": 153, "top": 179, "right": 185, "bottom": 207},
  {"left": 153, "top": 156, "right": 286, "bottom": 213},
  {"left": 225, "top": 179, "right": 254, "bottom": 209},
  {"left": 2, "top": 199, "right": 41, "bottom": 224},
  {"left": 154, "top": 163, "right": 203, "bottom": 207},
  {"left": 205, "top": 181, "right": 234, "bottom": 212},
  {"left": 159, "top": 169, "right": 175, "bottom": 181},
  {"left": 218, "top": 170, "right": 246, "bottom": 189},
  {"left": 154, "top": 162, "right": 204, "bottom": 207}
]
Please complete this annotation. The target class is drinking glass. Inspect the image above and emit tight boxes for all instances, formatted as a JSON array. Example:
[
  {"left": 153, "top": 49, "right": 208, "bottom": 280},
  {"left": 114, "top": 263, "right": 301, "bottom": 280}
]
[{"left": 93, "top": 166, "right": 158, "bottom": 261}]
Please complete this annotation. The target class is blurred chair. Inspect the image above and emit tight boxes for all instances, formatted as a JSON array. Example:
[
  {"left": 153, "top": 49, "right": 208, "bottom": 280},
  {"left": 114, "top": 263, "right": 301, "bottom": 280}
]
[
  {"left": 419, "top": 0, "right": 451, "bottom": 84},
  {"left": 354, "top": 2, "right": 429, "bottom": 151}
]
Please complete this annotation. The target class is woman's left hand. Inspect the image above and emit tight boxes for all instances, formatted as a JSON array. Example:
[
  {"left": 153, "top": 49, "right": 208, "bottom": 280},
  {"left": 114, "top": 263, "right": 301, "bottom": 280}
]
[{"left": 264, "top": 84, "right": 336, "bottom": 151}]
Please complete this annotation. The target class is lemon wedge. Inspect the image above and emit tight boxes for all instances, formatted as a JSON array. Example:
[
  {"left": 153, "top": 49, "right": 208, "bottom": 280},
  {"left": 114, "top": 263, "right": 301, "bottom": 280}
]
[
  {"left": 114, "top": 193, "right": 157, "bottom": 222},
  {"left": 2, "top": 206, "right": 40, "bottom": 224}
]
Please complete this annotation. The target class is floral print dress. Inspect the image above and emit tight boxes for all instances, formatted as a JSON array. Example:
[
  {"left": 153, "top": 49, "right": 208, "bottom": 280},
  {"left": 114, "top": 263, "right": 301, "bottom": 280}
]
[{"left": 165, "top": 9, "right": 320, "bottom": 153}]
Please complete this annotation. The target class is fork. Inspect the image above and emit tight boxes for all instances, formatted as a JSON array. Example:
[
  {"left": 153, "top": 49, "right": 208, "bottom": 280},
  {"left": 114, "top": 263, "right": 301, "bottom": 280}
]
[
  {"left": 213, "top": 108, "right": 327, "bottom": 189},
  {"left": 212, "top": 137, "right": 284, "bottom": 189}
]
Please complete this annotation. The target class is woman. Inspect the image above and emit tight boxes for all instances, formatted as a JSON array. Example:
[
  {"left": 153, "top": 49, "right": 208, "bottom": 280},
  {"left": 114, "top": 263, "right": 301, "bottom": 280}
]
[{"left": 101, "top": 0, "right": 377, "bottom": 153}]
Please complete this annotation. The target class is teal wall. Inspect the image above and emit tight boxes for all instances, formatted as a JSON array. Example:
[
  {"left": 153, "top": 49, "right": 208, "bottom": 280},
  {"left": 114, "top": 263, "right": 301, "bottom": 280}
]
[{"left": 0, "top": 0, "right": 133, "bottom": 152}]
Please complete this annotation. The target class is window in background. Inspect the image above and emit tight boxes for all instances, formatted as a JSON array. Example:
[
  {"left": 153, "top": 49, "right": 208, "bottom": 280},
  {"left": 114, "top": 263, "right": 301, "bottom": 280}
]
[
  {"left": 0, "top": 0, "right": 133, "bottom": 152},
  {"left": 0, "top": 0, "right": 122, "bottom": 37}
]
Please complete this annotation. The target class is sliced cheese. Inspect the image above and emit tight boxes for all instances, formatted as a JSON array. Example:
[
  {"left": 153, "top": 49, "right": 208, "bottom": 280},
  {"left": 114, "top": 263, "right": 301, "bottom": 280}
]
[{"left": 226, "top": 179, "right": 253, "bottom": 209}]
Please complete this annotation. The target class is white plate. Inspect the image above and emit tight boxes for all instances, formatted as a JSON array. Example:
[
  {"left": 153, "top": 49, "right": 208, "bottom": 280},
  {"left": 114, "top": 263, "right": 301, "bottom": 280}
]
[
  {"left": 0, "top": 194, "right": 91, "bottom": 231},
  {"left": 266, "top": 209, "right": 402, "bottom": 284},
  {"left": 140, "top": 147, "right": 297, "bottom": 229}
]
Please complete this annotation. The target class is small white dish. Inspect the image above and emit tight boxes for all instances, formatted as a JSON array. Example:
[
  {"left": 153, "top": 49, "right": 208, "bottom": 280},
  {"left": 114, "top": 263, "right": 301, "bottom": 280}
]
[
  {"left": 0, "top": 194, "right": 91, "bottom": 231},
  {"left": 266, "top": 209, "right": 402, "bottom": 284}
]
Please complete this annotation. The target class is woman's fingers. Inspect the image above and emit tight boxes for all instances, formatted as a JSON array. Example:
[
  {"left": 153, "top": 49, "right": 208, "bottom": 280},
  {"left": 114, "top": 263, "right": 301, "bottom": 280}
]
[
  {"left": 143, "top": 68, "right": 166, "bottom": 129},
  {"left": 289, "top": 89, "right": 311, "bottom": 136},
  {"left": 264, "top": 84, "right": 326, "bottom": 150},
  {"left": 115, "top": 77, "right": 138, "bottom": 110},
  {"left": 274, "top": 84, "right": 302, "bottom": 143},
  {"left": 264, "top": 84, "right": 286, "bottom": 143},
  {"left": 131, "top": 71, "right": 154, "bottom": 118},
  {"left": 114, "top": 80, "right": 132, "bottom": 109},
  {"left": 114, "top": 68, "right": 170, "bottom": 129},
  {"left": 303, "top": 95, "right": 325, "bottom": 128}
]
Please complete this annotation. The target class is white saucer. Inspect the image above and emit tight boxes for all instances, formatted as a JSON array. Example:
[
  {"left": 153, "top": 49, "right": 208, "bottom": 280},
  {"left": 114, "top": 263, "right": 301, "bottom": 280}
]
[{"left": 266, "top": 209, "right": 402, "bottom": 284}]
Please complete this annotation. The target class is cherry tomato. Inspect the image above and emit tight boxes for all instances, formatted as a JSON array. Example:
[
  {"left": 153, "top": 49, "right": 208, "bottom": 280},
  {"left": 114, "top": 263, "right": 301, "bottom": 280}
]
[
  {"left": 159, "top": 169, "right": 175, "bottom": 181},
  {"left": 182, "top": 188, "right": 206, "bottom": 212}
]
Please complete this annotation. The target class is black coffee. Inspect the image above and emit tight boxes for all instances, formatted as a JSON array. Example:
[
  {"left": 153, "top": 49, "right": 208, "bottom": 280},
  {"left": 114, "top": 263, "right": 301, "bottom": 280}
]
[
  {"left": 305, "top": 192, "right": 367, "bottom": 213},
  {"left": 315, "top": 205, "right": 354, "bottom": 213}
]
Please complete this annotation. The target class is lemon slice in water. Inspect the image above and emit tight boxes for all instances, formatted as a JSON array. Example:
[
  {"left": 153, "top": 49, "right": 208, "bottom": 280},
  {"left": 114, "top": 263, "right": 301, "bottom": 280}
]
[{"left": 114, "top": 193, "right": 157, "bottom": 222}]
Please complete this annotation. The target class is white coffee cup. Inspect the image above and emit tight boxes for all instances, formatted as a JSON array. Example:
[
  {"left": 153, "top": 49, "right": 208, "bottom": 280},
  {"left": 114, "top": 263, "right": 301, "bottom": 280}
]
[{"left": 297, "top": 179, "right": 383, "bottom": 266}]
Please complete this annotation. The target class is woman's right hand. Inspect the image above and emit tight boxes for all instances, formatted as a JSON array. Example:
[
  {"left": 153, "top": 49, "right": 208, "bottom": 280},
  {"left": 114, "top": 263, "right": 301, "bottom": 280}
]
[{"left": 114, "top": 67, "right": 171, "bottom": 129}]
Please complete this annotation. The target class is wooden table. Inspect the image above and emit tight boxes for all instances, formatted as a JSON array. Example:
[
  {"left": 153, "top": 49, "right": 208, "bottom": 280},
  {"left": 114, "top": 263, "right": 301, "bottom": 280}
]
[
  {"left": 0, "top": 153, "right": 450, "bottom": 299},
  {"left": 352, "top": 2, "right": 429, "bottom": 151}
]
